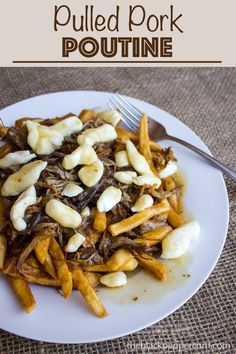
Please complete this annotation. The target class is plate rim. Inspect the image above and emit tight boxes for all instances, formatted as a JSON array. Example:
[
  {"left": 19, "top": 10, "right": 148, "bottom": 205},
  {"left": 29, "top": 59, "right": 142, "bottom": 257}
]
[{"left": 0, "top": 90, "right": 229, "bottom": 343}]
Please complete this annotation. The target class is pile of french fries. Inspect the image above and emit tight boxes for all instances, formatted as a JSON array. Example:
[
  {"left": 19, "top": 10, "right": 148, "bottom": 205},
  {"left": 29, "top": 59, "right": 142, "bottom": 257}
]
[{"left": 0, "top": 110, "right": 185, "bottom": 317}]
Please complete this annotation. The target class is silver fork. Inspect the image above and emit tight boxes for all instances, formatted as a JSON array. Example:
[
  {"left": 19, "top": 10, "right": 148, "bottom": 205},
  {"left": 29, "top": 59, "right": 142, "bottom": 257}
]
[{"left": 108, "top": 93, "right": 236, "bottom": 183}]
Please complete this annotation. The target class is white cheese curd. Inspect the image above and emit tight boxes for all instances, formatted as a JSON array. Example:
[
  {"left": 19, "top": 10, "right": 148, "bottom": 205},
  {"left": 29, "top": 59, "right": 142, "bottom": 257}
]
[
  {"left": 94, "top": 108, "right": 122, "bottom": 127},
  {"left": 45, "top": 199, "right": 82, "bottom": 228},
  {"left": 77, "top": 124, "right": 117, "bottom": 146},
  {"left": 131, "top": 194, "right": 154, "bottom": 212},
  {"left": 26, "top": 121, "right": 64, "bottom": 155},
  {"left": 61, "top": 183, "right": 84, "bottom": 197},
  {"left": 10, "top": 186, "right": 37, "bottom": 231},
  {"left": 100, "top": 271, "right": 127, "bottom": 288},
  {"left": 113, "top": 171, "right": 137, "bottom": 184},
  {"left": 115, "top": 150, "right": 129, "bottom": 168},
  {"left": 62, "top": 145, "right": 97, "bottom": 170},
  {"left": 52, "top": 116, "right": 83, "bottom": 137},
  {"left": 81, "top": 206, "right": 90, "bottom": 218},
  {"left": 97, "top": 186, "right": 122, "bottom": 212},
  {"left": 78, "top": 160, "right": 104, "bottom": 187},
  {"left": 0, "top": 151, "right": 36, "bottom": 169},
  {"left": 126, "top": 140, "right": 153, "bottom": 175},
  {"left": 161, "top": 220, "right": 201, "bottom": 259},
  {"left": 133, "top": 174, "right": 161, "bottom": 187},
  {"left": 159, "top": 161, "right": 178, "bottom": 179},
  {"left": 65, "top": 233, "right": 86, "bottom": 253},
  {"left": 1, "top": 160, "right": 47, "bottom": 197}
]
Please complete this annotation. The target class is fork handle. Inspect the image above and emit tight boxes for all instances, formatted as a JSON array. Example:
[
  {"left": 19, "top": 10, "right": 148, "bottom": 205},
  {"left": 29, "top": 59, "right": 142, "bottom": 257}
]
[{"left": 166, "top": 135, "right": 236, "bottom": 183}]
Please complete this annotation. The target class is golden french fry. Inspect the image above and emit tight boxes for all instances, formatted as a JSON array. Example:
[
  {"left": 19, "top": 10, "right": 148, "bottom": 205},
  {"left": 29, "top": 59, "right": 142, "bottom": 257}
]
[
  {"left": 142, "top": 225, "right": 172, "bottom": 241},
  {"left": 72, "top": 268, "right": 108, "bottom": 318},
  {"left": 0, "top": 235, "right": 7, "bottom": 270},
  {"left": 0, "top": 143, "right": 13, "bottom": 158},
  {"left": 109, "top": 200, "right": 169, "bottom": 236},
  {"left": 15, "top": 117, "right": 39, "bottom": 127},
  {"left": 35, "top": 237, "right": 50, "bottom": 265},
  {"left": 49, "top": 237, "right": 72, "bottom": 298},
  {"left": 116, "top": 127, "right": 162, "bottom": 151},
  {"left": 82, "top": 264, "right": 111, "bottom": 272},
  {"left": 26, "top": 255, "right": 40, "bottom": 269},
  {"left": 0, "top": 125, "right": 8, "bottom": 138},
  {"left": 93, "top": 212, "right": 107, "bottom": 232},
  {"left": 164, "top": 177, "right": 178, "bottom": 211},
  {"left": 117, "top": 257, "right": 138, "bottom": 271},
  {"left": 83, "top": 272, "right": 101, "bottom": 288},
  {"left": 9, "top": 277, "right": 36, "bottom": 313},
  {"left": 135, "top": 253, "right": 168, "bottom": 281},
  {"left": 79, "top": 109, "right": 96, "bottom": 122},
  {"left": 133, "top": 238, "right": 162, "bottom": 247},
  {"left": 167, "top": 209, "right": 185, "bottom": 228},
  {"left": 106, "top": 248, "right": 134, "bottom": 271},
  {"left": 44, "top": 253, "right": 57, "bottom": 279},
  {"left": 139, "top": 114, "right": 157, "bottom": 175}
]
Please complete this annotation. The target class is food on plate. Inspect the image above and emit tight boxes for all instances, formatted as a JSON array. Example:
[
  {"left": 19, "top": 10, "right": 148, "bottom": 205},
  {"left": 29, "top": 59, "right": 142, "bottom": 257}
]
[{"left": 0, "top": 109, "right": 200, "bottom": 316}]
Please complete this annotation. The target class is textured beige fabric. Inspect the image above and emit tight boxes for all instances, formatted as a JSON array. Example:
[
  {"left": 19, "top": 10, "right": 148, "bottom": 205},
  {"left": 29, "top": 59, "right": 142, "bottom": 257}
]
[{"left": 0, "top": 68, "right": 235, "bottom": 354}]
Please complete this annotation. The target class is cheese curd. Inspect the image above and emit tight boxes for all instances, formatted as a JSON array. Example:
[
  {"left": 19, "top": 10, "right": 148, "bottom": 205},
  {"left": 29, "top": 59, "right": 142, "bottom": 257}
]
[
  {"left": 126, "top": 140, "right": 153, "bottom": 175},
  {"left": 10, "top": 186, "right": 37, "bottom": 231},
  {"left": 97, "top": 186, "right": 122, "bottom": 212},
  {"left": 77, "top": 124, "right": 117, "bottom": 146},
  {"left": 1, "top": 160, "right": 47, "bottom": 197},
  {"left": 26, "top": 117, "right": 83, "bottom": 155},
  {"left": 26, "top": 121, "right": 64, "bottom": 155},
  {"left": 81, "top": 206, "right": 90, "bottom": 218},
  {"left": 115, "top": 150, "right": 129, "bottom": 168},
  {"left": 0, "top": 151, "right": 36, "bottom": 169},
  {"left": 159, "top": 161, "right": 177, "bottom": 179},
  {"left": 161, "top": 220, "right": 200, "bottom": 259},
  {"left": 62, "top": 145, "right": 97, "bottom": 170},
  {"left": 94, "top": 108, "right": 122, "bottom": 127},
  {"left": 52, "top": 116, "right": 83, "bottom": 136},
  {"left": 45, "top": 199, "right": 82, "bottom": 228},
  {"left": 133, "top": 174, "right": 161, "bottom": 187},
  {"left": 65, "top": 233, "right": 86, "bottom": 253},
  {"left": 61, "top": 183, "right": 84, "bottom": 197},
  {"left": 113, "top": 171, "right": 137, "bottom": 184},
  {"left": 78, "top": 160, "right": 104, "bottom": 187},
  {"left": 131, "top": 194, "right": 154, "bottom": 212},
  {"left": 100, "top": 271, "right": 127, "bottom": 288}
]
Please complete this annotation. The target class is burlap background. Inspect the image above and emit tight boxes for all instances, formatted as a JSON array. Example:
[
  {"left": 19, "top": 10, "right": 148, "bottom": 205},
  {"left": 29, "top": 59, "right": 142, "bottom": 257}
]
[{"left": 0, "top": 68, "right": 235, "bottom": 354}]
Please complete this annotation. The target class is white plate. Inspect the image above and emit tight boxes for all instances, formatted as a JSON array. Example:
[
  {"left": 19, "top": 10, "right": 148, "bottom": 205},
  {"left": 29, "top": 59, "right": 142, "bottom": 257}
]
[{"left": 0, "top": 91, "right": 229, "bottom": 343}]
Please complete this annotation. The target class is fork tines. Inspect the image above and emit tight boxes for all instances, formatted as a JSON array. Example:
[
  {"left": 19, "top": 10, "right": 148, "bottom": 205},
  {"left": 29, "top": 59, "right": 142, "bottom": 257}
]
[{"left": 108, "top": 93, "right": 143, "bottom": 133}]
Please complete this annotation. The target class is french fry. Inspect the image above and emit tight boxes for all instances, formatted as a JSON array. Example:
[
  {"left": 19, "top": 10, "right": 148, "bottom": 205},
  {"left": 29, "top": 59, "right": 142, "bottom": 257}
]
[
  {"left": 44, "top": 253, "right": 57, "bottom": 279},
  {"left": 139, "top": 114, "right": 157, "bottom": 175},
  {"left": 79, "top": 109, "right": 97, "bottom": 122},
  {"left": 167, "top": 208, "right": 185, "bottom": 228},
  {"left": 134, "top": 238, "right": 162, "bottom": 247},
  {"left": 26, "top": 255, "right": 40, "bottom": 269},
  {"left": 0, "top": 235, "right": 7, "bottom": 270},
  {"left": 142, "top": 225, "right": 172, "bottom": 241},
  {"left": 93, "top": 212, "right": 107, "bottom": 232},
  {"left": 0, "top": 142, "right": 13, "bottom": 158},
  {"left": 109, "top": 200, "right": 169, "bottom": 236},
  {"left": 83, "top": 272, "right": 101, "bottom": 288},
  {"left": 135, "top": 253, "right": 168, "bottom": 281},
  {"left": 49, "top": 237, "right": 72, "bottom": 298},
  {"left": 35, "top": 237, "right": 50, "bottom": 265},
  {"left": 82, "top": 264, "right": 110, "bottom": 272},
  {"left": 106, "top": 248, "right": 134, "bottom": 271},
  {"left": 0, "top": 125, "right": 8, "bottom": 138},
  {"left": 9, "top": 277, "right": 36, "bottom": 313},
  {"left": 72, "top": 268, "right": 108, "bottom": 317},
  {"left": 164, "top": 177, "right": 178, "bottom": 211},
  {"left": 83, "top": 255, "right": 138, "bottom": 272},
  {"left": 116, "top": 127, "right": 162, "bottom": 151},
  {"left": 15, "top": 117, "right": 40, "bottom": 128}
]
